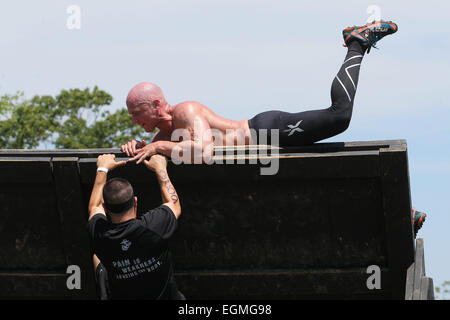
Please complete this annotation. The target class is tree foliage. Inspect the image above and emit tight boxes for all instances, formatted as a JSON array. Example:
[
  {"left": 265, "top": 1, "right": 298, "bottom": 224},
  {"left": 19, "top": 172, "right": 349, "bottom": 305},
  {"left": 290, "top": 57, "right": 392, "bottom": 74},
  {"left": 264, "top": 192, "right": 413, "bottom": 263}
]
[
  {"left": 0, "top": 87, "right": 147, "bottom": 149},
  {"left": 435, "top": 281, "right": 450, "bottom": 300}
]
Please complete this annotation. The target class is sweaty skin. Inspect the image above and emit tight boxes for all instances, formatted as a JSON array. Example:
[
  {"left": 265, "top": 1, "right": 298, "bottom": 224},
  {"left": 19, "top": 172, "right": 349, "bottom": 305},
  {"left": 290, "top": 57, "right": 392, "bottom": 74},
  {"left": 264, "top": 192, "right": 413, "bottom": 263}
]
[{"left": 123, "top": 82, "right": 252, "bottom": 163}]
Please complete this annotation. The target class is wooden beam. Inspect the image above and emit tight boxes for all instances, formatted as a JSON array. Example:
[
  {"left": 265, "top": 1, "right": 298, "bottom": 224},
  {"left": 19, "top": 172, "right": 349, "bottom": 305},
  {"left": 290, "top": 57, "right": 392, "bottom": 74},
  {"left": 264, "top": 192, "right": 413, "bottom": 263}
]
[
  {"left": 0, "top": 273, "right": 74, "bottom": 299},
  {"left": 52, "top": 157, "right": 96, "bottom": 299},
  {"left": 0, "top": 157, "right": 53, "bottom": 183},
  {"left": 174, "top": 268, "right": 391, "bottom": 299},
  {"left": 379, "top": 144, "right": 415, "bottom": 299},
  {"left": 0, "top": 139, "right": 407, "bottom": 158}
]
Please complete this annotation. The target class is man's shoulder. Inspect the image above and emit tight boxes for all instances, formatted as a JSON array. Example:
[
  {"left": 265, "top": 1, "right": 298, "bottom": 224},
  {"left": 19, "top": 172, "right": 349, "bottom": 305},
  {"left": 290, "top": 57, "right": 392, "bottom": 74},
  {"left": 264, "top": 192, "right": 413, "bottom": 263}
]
[
  {"left": 141, "top": 205, "right": 175, "bottom": 221},
  {"left": 173, "top": 101, "right": 206, "bottom": 116},
  {"left": 88, "top": 213, "right": 108, "bottom": 226},
  {"left": 139, "top": 205, "right": 178, "bottom": 239},
  {"left": 172, "top": 102, "right": 211, "bottom": 130}
]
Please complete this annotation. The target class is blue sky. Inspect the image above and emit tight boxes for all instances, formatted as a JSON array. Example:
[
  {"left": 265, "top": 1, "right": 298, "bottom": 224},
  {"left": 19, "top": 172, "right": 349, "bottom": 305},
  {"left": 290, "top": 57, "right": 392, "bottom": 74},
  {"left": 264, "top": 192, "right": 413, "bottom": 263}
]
[{"left": 1, "top": 0, "right": 449, "bottom": 295}]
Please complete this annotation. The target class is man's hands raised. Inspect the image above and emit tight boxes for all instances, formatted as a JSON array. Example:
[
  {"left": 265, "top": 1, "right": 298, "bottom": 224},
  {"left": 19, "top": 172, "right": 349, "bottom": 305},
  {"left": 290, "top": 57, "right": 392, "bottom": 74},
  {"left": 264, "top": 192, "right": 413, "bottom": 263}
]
[
  {"left": 96, "top": 152, "right": 166, "bottom": 172},
  {"left": 143, "top": 154, "right": 167, "bottom": 172},
  {"left": 121, "top": 139, "right": 147, "bottom": 157},
  {"left": 89, "top": 154, "right": 126, "bottom": 219},
  {"left": 128, "top": 143, "right": 158, "bottom": 164},
  {"left": 97, "top": 154, "right": 127, "bottom": 171},
  {"left": 121, "top": 139, "right": 159, "bottom": 164}
]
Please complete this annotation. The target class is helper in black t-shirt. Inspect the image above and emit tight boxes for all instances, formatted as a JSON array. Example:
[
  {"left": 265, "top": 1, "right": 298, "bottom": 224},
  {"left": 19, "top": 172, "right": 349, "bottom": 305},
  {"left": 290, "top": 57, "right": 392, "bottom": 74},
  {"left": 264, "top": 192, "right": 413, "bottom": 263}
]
[{"left": 86, "top": 153, "right": 184, "bottom": 300}]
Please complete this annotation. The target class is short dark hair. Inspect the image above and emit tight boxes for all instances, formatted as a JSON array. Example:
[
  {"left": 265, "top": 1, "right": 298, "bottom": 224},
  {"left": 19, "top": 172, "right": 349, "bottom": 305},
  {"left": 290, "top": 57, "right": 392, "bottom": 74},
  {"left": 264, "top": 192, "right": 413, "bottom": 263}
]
[{"left": 102, "top": 178, "right": 134, "bottom": 214}]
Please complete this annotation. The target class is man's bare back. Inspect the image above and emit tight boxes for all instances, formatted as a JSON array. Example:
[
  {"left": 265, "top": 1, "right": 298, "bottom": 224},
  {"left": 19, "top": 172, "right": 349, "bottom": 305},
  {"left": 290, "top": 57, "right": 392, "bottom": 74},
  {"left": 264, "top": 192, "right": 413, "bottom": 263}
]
[{"left": 170, "top": 101, "right": 252, "bottom": 146}]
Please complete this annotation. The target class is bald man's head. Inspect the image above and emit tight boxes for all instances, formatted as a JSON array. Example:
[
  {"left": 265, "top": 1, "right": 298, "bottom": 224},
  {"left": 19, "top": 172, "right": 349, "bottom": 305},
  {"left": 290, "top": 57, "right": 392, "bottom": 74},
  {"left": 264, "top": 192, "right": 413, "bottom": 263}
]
[
  {"left": 126, "top": 82, "right": 172, "bottom": 132},
  {"left": 126, "top": 82, "right": 166, "bottom": 109}
]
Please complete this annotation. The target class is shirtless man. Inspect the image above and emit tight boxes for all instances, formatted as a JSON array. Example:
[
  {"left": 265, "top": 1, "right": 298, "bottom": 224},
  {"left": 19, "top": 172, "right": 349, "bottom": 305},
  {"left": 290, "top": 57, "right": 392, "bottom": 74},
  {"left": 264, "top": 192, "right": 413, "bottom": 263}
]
[{"left": 122, "top": 21, "right": 398, "bottom": 164}]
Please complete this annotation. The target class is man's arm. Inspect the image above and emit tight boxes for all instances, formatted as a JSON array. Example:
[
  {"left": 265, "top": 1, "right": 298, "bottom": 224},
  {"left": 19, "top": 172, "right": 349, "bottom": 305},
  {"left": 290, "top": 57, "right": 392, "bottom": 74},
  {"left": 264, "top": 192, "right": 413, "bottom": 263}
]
[
  {"left": 88, "top": 169, "right": 107, "bottom": 220},
  {"left": 153, "top": 139, "right": 209, "bottom": 162},
  {"left": 143, "top": 155, "right": 181, "bottom": 219},
  {"left": 129, "top": 108, "right": 214, "bottom": 164},
  {"left": 121, "top": 131, "right": 171, "bottom": 157},
  {"left": 121, "top": 139, "right": 146, "bottom": 157},
  {"left": 88, "top": 154, "right": 126, "bottom": 220}
]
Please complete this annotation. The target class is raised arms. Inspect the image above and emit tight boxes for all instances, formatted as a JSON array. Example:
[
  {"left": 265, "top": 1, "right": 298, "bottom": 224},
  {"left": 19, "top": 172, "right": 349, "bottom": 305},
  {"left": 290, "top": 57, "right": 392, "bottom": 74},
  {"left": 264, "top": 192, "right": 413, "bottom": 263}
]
[
  {"left": 88, "top": 154, "right": 127, "bottom": 220},
  {"left": 143, "top": 155, "right": 181, "bottom": 219}
]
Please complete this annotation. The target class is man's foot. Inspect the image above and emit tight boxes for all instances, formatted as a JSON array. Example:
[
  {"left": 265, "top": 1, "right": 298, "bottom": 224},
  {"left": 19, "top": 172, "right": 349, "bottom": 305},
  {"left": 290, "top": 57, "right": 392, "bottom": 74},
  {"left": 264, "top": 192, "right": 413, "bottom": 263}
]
[
  {"left": 342, "top": 20, "right": 398, "bottom": 53},
  {"left": 412, "top": 208, "right": 427, "bottom": 238}
]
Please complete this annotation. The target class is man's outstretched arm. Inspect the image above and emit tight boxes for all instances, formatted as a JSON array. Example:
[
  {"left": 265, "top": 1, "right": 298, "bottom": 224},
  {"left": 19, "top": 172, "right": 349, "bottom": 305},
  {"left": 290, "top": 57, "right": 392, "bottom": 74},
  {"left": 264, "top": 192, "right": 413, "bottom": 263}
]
[
  {"left": 143, "top": 155, "right": 181, "bottom": 219},
  {"left": 127, "top": 112, "right": 214, "bottom": 164},
  {"left": 121, "top": 130, "right": 171, "bottom": 158},
  {"left": 88, "top": 154, "right": 126, "bottom": 220}
]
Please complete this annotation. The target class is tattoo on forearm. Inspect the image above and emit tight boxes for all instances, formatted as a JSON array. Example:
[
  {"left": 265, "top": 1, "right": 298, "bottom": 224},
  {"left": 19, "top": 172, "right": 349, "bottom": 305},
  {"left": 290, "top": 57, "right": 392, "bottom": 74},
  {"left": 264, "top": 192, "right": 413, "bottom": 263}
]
[{"left": 159, "top": 169, "right": 178, "bottom": 204}]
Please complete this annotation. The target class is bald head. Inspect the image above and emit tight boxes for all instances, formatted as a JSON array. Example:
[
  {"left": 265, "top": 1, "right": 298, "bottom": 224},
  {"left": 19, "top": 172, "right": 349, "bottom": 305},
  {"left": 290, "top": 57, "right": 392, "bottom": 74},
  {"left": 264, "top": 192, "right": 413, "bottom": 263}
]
[{"left": 126, "top": 82, "right": 166, "bottom": 109}]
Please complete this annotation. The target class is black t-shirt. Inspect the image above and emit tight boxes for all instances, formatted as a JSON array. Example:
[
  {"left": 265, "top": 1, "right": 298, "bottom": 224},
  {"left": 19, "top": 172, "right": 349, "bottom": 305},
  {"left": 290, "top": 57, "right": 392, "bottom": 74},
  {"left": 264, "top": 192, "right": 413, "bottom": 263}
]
[{"left": 87, "top": 205, "right": 177, "bottom": 299}]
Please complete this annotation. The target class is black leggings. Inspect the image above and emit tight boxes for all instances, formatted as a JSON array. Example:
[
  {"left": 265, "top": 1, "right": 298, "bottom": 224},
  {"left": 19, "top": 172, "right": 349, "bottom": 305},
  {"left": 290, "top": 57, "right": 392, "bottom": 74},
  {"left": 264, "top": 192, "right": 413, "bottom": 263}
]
[{"left": 248, "top": 40, "right": 365, "bottom": 146}]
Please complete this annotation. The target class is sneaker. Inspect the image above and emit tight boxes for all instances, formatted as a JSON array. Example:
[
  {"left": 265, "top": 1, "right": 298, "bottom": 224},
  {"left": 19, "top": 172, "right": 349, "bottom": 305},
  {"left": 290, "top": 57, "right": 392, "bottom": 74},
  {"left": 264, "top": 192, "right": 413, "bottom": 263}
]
[
  {"left": 343, "top": 20, "right": 398, "bottom": 53},
  {"left": 412, "top": 207, "right": 427, "bottom": 238}
]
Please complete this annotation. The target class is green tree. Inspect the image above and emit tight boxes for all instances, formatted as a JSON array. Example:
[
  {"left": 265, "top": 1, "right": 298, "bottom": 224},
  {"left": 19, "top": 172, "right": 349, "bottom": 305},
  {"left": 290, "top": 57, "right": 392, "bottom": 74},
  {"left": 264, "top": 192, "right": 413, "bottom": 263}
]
[
  {"left": 435, "top": 281, "right": 450, "bottom": 300},
  {"left": 0, "top": 87, "right": 147, "bottom": 149}
]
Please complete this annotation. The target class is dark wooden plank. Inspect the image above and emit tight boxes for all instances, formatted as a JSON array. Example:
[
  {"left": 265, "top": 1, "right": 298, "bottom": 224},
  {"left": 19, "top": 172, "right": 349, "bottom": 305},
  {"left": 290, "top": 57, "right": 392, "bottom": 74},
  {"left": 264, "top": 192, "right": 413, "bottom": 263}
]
[
  {"left": 0, "top": 184, "right": 67, "bottom": 270},
  {"left": 0, "top": 157, "right": 53, "bottom": 183},
  {"left": 0, "top": 158, "right": 66, "bottom": 270},
  {"left": 0, "top": 139, "right": 406, "bottom": 158},
  {"left": 174, "top": 268, "right": 391, "bottom": 299},
  {"left": 379, "top": 145, "right": 415, "bottom": 299},
  {"left": 342, "top": 139, "right": 406, "bottom": 148},
  {"left": 78, "top": 151, "right": 380, "bottom": 184},
  {"left": 213, "top": 139, "right": 405, "bottom": 155},
  {"left": 0, "top": 273, "right": 77, "bottom": 299},
  {"left": 326, "top": 178, "right": 386, "bottom": 267},
  {"left": 52, "top": 157, "right": 97, "bottom": 299},
  {"left": 168, "top": 179, "right": 386, "bottom": 269},
  {"left": 0, "top": 148, "right": 119, "bottom": 158}
]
